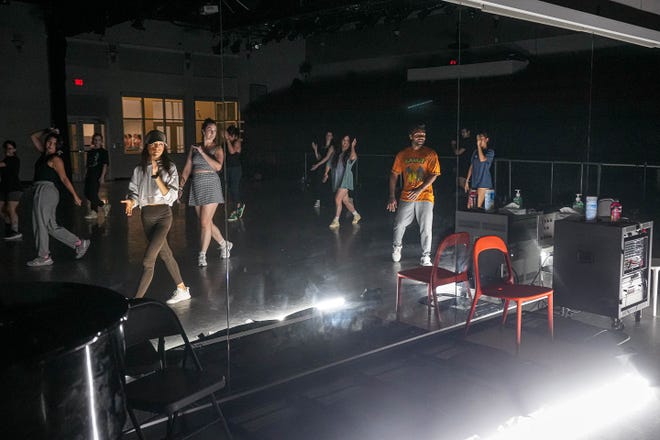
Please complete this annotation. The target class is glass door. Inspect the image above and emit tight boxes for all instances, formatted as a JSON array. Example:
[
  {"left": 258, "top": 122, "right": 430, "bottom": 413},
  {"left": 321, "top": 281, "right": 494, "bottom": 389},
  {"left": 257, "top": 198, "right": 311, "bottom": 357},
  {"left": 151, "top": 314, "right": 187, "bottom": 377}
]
[{"left": 68, "top": 120, "right": 106, "bottom": 182}]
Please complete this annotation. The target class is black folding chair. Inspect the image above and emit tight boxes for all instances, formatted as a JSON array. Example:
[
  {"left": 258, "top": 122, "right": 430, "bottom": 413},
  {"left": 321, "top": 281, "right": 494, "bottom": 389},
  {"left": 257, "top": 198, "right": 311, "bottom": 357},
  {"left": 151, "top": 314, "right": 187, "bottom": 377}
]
[{"left": 122, "top": 298, "right": 232, "bottom": 439}]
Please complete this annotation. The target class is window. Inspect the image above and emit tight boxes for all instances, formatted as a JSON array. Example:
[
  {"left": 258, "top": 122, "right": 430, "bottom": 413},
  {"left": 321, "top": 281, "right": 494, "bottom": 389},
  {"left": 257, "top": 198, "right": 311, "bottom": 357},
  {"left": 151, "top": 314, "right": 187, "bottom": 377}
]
[
  {"left": 122, "top": 96, "right": 185, "bottom": 154},
  {"left": 194, "top": 100, "right": 241, "bottom": 143}
]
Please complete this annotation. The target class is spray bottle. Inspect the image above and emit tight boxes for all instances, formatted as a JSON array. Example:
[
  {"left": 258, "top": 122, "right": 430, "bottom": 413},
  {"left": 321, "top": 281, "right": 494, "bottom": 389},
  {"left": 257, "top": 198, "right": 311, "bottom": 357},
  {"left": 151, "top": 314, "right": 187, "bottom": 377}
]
[
  {"left": 513, "top": 189, "right": 523, "bottom": 208},
  {"left": 572, "top": 193, "right": 584, "bottom": 213}
]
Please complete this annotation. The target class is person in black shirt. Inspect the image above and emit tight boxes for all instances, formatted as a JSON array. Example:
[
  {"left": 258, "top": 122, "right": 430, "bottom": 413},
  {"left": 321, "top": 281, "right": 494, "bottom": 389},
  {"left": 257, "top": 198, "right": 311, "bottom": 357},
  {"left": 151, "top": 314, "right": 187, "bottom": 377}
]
[
  {"left": 84, "top": 133, "right": 110, "bottom": 219},
  {"left": 225, "top": 125, "right": 245, "bottom": 221},
  {"left": 27, "top": 128, "right": 89, "bottom": 266},
  {"left": 0, "top": 140, "right": 23, "bottom": 240}
]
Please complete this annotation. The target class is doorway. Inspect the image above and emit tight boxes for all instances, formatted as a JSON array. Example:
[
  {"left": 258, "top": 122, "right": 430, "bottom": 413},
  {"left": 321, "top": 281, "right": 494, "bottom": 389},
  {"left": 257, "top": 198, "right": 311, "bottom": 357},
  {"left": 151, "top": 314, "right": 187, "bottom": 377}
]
[{"left": 68, "top": 120, "right": 106, "bottom": 182}]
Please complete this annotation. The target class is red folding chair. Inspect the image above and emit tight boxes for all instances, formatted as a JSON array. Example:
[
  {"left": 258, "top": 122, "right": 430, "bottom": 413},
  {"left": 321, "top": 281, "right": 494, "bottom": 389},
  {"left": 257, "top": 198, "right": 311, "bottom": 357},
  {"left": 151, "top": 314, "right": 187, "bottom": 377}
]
[
  {"left": 465, "top": 235, "right": 554, "bottom": 347},
  {"left": 396, "top": 232, "right": 471, "bottom": 320}
]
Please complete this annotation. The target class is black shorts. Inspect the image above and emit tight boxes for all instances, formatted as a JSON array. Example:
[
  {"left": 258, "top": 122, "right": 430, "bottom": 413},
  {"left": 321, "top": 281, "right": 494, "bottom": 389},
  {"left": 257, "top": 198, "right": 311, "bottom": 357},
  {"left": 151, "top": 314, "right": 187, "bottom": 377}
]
[{"left": 1, "top": 191, "right": 22, "bottom": 202}]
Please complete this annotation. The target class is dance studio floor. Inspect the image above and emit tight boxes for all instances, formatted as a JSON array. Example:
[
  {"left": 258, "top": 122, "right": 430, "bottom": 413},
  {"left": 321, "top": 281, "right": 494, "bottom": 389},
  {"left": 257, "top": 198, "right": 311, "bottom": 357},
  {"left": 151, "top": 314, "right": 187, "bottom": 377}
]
[
  {"left": 0, "top": 178, "right": 473, "bottom": 338},
  {"left": 4, "top": 178, "right": 660, "bottom": 439}
]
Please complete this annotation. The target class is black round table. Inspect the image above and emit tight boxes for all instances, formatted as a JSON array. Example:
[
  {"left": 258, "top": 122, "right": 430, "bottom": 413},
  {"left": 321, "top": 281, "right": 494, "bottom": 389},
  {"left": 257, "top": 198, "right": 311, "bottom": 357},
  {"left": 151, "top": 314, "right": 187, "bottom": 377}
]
[{"left": 0, "top": 282, "right": 128, "bottom": 440}]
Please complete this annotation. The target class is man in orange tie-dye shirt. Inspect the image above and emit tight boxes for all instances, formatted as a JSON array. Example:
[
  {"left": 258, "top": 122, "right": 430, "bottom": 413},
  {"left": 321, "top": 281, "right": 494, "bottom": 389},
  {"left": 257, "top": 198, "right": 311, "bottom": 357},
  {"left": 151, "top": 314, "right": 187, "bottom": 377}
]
[{"left": 387, "top": 124, "right": 441, "bottom": 266}]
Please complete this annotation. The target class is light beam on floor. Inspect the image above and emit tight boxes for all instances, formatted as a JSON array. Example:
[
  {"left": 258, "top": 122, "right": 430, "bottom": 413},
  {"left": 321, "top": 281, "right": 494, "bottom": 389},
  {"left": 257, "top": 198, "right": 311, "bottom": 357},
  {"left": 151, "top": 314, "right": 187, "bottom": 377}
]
[{"left": 472, "top": 371, "right": 655, "bottom": 440}]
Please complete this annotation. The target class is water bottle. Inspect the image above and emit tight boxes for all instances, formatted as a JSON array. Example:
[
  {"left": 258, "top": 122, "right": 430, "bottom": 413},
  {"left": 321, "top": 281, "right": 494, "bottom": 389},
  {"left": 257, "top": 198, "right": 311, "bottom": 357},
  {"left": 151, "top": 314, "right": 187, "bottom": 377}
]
[
  {"left": 484, "top": 189, "right": 495, "bottom": 212},
  {"left": 585, "top": 196, "right": 598, "bottom": 221},
  {"left": 513, "top": 189, "right": 523, "bottom": 208}
]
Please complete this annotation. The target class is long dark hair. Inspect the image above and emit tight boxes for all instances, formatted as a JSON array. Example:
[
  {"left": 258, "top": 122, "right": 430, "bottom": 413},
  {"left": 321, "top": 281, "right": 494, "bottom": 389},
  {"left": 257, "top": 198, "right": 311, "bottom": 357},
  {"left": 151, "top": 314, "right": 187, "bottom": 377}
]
[
  {"left": 2, "top": 140, "right": 17, "bottom": 154},
  {"left": 331, "top": 135, "right": 351, "bottom": 168},
  {"left": 201, "top": 118, "right": 217, "bottom": 146},
  {"left": 140, "top": 143, "right": 174, "bottom": 177},
  {"left": 42, "top": 131, "right": 63, "bottom": 158}
]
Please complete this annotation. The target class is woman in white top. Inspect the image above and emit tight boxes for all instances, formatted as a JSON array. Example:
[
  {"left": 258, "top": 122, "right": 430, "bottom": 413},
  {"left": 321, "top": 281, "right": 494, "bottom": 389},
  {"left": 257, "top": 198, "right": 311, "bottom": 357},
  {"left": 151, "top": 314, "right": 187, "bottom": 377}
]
[{"left": 121, "top": 130, "right": 190, "bottom": 304}]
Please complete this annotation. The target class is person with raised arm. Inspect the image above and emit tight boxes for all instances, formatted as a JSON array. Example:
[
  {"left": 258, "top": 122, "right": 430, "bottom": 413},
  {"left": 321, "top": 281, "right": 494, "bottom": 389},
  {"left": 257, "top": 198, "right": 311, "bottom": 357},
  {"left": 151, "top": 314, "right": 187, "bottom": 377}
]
[
  {"left": 310, "top": 131, "right": 335, "bottom": 208},
  {"left": 121, "top": 130, "right": 190, "bottom": 303},
  {"left": 464, "top": 132, "right": 494, "bottom": 209},
  {"left": 225, "top": 125, "right": 245, "bottom": 221},
  {"left": 27, "top": 128, "right": 89, "bottom": 266},
  {"left": 179, "top": 118, "right": 232, "bottom": 267},
  {"left": 324, "top": 135, "right": 361, "bottom": 229}
]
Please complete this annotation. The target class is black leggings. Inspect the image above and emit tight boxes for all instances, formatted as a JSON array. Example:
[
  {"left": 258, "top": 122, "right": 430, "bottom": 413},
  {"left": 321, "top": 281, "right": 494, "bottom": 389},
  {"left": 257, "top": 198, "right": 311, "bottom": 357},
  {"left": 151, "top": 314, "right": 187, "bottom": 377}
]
[
  {"left": 135, "top": 205, "right": 183, "bottom": 298},
  {"left": 311, "top": 166, "right": 325, "bottom": 200},
  {"left": 227, "top": 166, "right": 242, "bottom": 205},
  {"left": 84, "top": 173, "right": 105, "bottom": 211}
]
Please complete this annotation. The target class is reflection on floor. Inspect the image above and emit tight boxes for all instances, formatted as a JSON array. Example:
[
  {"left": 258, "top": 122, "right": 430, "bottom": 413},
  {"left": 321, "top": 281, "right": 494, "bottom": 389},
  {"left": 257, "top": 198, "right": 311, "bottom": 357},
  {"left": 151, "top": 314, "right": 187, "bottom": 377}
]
[
  {"left": 0, "top": 179, "right": 466, "bottom": 338},
  {"left": 125, "top": 310, "right": 660, "bottom": 440},
  {"left": 3, "top": 179, "right": 660, "bottom": 439}
]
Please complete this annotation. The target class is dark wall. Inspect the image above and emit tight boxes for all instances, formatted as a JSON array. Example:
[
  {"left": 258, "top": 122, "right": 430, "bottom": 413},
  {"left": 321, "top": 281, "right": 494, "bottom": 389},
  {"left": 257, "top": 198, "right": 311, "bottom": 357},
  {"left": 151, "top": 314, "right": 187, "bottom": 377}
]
[{"left": 243, "top": 43, "right": 659, "bottom": 180}]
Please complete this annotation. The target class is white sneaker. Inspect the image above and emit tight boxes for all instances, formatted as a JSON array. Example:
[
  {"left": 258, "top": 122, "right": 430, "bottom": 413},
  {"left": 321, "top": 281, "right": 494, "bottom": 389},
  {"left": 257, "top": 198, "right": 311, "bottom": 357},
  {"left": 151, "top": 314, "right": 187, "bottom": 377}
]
[
  {"left": 313, "top": 200, "right": 320, "bottom": 208},
  {"left": 198, "top": 252, "right": 207, "bottom": 267},
  {"left": 27, "top": 255, "right": 54, "bottom": 267},
  {"left": 84, "top": 211, "right": 98, "bottom": 220},
  {"left": 219, "top": 241, "right": 233, "bottom": 259},
  {"left": 75, "top": 239, "right": 91, "bottom": 259},
  {"left": 392, "top": 245, "right": 402, "bottom": 262},
  {"left": 4, "top": 231, "right": 22, "bottom": 241},
  {"left": 329, "top": 218, "right": 340, "bottom": 229},
  {"left": 420, "top": 255, "right": 432, "bottom": 266},
  {"left": 167, "top": 287, "right": 191, "bottom": 304},
  {"left": 352, "top": 213, "right": 362, "bottom": 225}
]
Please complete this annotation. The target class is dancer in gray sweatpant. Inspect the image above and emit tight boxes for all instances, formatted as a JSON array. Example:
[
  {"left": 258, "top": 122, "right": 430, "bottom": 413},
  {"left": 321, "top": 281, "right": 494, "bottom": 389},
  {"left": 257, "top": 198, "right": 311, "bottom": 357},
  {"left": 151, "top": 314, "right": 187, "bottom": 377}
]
[
  {"left": 33, "top": 181, "right": 81, "bottom": 255},
  {"left": 27, "top": 128, "right": 89, "bottom": 266}
]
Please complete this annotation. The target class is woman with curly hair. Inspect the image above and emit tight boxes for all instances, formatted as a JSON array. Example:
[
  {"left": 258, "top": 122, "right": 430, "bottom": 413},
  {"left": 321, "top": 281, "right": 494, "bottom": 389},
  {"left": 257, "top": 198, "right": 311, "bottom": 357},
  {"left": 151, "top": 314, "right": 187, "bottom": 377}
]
[{"left": 27, "top": 128, "right": 89, "bottom": 266}]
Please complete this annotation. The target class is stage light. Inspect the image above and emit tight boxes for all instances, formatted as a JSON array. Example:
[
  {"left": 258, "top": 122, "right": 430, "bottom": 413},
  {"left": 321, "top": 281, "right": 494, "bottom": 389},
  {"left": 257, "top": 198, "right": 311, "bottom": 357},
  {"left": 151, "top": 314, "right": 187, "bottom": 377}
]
[
  {"left": 200, "top": 3, "right": 219, "bottom": 15},
  {"left": 475, "top": 371, "right": 654, "bottom": 440},
  {"left": 314, "top": 296, "right": 346, "bottom": 312}
]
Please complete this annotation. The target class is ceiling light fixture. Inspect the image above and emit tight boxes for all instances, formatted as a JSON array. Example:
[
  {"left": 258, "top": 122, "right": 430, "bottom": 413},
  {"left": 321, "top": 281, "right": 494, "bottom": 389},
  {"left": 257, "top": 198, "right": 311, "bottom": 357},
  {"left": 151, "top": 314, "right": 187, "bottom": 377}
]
[
  {"left": 443, "top": 0, "right": 660, "bottom": 48},
  {"left": 200, "top": 3, "right": 219, "bottom": 15}
]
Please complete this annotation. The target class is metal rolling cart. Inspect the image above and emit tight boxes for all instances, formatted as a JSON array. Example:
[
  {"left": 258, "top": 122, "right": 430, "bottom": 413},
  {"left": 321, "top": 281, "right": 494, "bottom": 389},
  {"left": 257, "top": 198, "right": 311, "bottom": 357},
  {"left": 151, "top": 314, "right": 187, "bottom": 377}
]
[{"left": 553, "top": 219, "right": 653, "bottom": 329}]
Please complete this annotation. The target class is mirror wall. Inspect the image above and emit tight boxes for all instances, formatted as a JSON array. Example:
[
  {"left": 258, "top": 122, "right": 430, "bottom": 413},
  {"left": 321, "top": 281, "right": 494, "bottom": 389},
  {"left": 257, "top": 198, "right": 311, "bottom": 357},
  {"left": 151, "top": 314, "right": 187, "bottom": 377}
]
[
  {"left": 15, "top": 0, "right": 655, "bottom": 400},
  {"left": 202, "top": 1, "right": 660, "bottom": 395},
  {"left": 212, "top": 1, "right": 658, "bottom": 392}
]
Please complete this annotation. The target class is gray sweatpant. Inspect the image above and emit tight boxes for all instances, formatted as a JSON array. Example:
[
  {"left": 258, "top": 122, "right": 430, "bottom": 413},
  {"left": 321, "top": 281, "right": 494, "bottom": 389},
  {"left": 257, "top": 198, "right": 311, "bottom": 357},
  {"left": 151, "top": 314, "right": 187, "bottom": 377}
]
[
  {"left": 393, "top": 200, "right": 434, "bottom": 257},
  {"left": 32, "top": 181, "right": 80, "bottom": 257}
]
